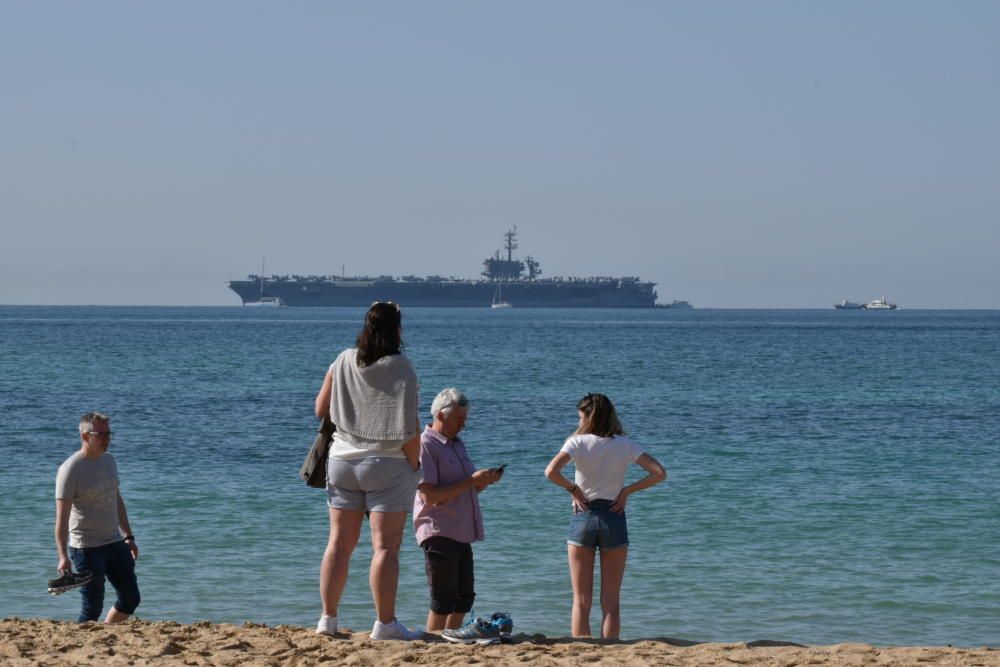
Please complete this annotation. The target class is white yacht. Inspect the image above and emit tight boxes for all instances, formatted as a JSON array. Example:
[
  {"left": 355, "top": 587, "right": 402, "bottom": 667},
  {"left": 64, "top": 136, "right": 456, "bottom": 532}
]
[{"left": 863, "top": 297, "right": 897, "bottom": 310}]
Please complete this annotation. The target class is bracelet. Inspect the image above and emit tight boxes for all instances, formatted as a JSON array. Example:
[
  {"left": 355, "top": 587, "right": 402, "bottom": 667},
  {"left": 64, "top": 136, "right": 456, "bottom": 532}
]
[
  {"left": 567, "top": 484, "right": 577, "bottom": 493},
  {"left": 123, "top": 535, "right": 135, "bottom": 543}
]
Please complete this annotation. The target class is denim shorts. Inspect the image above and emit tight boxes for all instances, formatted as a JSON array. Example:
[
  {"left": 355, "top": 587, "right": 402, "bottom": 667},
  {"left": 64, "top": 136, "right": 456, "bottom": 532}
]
[
  {"left": 327, "top": 456, "right": 420, "bottom": 512},
  {"left": 567, "top": 499, "right": 629, "bottom": 551}
]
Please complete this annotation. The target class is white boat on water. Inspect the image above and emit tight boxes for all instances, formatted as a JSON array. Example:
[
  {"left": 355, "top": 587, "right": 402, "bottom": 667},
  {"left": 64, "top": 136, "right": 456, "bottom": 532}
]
[
  {"left": 863, "top": 297, "right": 897, "bottom": 310},
  {"left": 245, "top": 296, "right": 285, "bottom": 307},
  {"left": 241, "top": 258, "right": 287, "bottom": 307},
  {"left": 491, "top": 282, "right": 512, "bottom": 309}
]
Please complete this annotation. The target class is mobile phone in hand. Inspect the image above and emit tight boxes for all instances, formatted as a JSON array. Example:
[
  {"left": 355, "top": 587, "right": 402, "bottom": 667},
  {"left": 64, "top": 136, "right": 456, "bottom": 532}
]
[{"left": 492, "top": 464, "right": 507, "bottom": 474}]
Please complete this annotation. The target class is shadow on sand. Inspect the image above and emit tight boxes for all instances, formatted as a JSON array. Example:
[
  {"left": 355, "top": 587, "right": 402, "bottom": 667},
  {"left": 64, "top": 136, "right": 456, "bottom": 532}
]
[{"left": 510, "top": 633, "right": 809, "bottom": 648}]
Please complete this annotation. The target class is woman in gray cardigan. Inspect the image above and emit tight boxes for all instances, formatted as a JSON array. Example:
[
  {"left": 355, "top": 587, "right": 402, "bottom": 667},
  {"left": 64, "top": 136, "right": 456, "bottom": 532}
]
[{"left": 313, "top": 301, "right": 423, "bottom": 640}]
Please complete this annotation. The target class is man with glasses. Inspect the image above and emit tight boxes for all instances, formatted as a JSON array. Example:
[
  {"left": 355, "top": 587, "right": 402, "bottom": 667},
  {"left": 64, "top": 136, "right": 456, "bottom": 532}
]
[{"left": 54, "top": 412, "right": 141, "bottom": 622}]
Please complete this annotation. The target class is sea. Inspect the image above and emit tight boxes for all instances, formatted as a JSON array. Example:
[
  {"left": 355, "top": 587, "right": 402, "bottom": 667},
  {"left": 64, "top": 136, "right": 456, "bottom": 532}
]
[{"left": 1, "top": 305, "right": 998, "bottom": 646}]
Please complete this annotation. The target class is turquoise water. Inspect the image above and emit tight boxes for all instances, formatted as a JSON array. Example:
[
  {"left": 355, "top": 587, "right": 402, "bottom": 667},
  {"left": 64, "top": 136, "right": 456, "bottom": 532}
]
[{"left": 1, "top": 306, "right": 998, "bottom": 645}]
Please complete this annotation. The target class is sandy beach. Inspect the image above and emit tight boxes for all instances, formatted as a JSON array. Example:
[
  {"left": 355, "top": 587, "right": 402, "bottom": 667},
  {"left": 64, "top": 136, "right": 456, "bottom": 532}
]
[{"left": 1, "top": 618, "right": 996, "bottom": 666}]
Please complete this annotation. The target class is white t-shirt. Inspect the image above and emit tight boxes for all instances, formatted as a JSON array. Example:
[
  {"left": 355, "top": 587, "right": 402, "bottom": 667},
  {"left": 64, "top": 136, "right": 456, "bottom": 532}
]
[
  {"left": 560, "top": 434, "right": 646, "bottom": 501},
  {"left": 329, "top": 430, "right": 407, "bottom": 460}
]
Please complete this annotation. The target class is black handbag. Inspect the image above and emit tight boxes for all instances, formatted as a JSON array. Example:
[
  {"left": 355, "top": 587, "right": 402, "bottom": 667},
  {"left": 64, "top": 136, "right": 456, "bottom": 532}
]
[{"left": 300, "top": 417, "right": 336, "bottom": 488}]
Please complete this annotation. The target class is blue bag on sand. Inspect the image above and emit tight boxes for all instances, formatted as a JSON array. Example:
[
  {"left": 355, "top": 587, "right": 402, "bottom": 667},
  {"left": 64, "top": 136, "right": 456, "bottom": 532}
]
[{"left": 491, "top": 612, "right": 514, "bottom": 636}]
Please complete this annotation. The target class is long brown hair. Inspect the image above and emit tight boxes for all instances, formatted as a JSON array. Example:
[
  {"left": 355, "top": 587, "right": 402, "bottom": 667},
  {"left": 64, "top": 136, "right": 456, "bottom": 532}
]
[
  {"left": 574, "top": 392, "right": 625, "bottom": 437},
  {"left": 356, "top": 302, "right": 403, "bottom": 367}
]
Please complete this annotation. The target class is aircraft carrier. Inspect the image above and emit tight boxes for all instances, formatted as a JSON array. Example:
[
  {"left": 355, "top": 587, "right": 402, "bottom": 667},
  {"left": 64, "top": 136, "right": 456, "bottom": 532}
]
[{"left": 226, "top": 229, "right": 658, "bottom": 308}]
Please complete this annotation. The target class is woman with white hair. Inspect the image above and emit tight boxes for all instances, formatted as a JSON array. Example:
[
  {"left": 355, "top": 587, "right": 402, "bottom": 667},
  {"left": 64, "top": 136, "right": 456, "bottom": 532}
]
[{"left": 412, "top": 388, "right": 504, "bottom": 641}]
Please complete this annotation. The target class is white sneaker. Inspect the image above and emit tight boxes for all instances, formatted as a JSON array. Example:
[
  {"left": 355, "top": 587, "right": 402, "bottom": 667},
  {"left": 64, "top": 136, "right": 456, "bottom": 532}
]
[
  {"left": 370, "top": 618, "right": 423, "bottom": 641},
  {"left": 316, "top": 615, "right": 338, "bottom": 635}
]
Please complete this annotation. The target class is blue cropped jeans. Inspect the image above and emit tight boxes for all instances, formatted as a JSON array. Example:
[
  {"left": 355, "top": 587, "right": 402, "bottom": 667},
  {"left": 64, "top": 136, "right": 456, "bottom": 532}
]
[{"left": 68, "top": 540, "right": 141, "bottom": 622}]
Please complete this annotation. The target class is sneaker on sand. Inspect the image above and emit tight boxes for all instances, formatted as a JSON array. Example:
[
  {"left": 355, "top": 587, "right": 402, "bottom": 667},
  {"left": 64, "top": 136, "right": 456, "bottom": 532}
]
[
  {"left": 47, "top": 571, "right": 93, "bottom": 595},
  {"left": 441, "top": 618, "right": 500, "bottom": 645},
  {"left": 370, "top": 618, "right": 423, "bottom": 641},
  {"left": 443, "top": 613, "right": 514, "bottom": 645},
  {"left": 316, "top": 615, "right": 338, "bottom": 635}
]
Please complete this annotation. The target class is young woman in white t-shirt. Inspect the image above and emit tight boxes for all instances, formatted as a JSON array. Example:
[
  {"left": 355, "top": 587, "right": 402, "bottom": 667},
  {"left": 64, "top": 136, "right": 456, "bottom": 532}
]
[{"left": 544, "top": 393, "right": 667, "bottom": 639}]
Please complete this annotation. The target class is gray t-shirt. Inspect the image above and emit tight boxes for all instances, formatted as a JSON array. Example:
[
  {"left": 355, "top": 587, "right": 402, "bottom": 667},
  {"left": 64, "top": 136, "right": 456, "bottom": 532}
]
[{"left": 55, "top": 451, "right": 122, "bottom": 548}]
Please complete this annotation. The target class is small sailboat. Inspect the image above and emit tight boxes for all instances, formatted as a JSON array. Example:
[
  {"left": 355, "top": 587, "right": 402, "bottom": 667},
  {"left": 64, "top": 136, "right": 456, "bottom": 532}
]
[
  {"left": 244, "top": 258, "right": 286, "bottom": 307},
  {"left": 491, "top": 281, "right": 512, "bottom": 309}
]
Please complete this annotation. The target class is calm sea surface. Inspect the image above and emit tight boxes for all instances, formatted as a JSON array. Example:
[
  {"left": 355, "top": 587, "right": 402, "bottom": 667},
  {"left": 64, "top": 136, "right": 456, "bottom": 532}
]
[{"left": 1, "top": 306, "right": 998, "bottom": 645}]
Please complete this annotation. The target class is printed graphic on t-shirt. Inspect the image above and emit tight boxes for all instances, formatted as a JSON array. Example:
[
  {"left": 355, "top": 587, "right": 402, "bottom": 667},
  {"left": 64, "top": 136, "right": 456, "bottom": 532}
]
[{"left": 84, "top": 468, "right": 118, "bottom": 509}]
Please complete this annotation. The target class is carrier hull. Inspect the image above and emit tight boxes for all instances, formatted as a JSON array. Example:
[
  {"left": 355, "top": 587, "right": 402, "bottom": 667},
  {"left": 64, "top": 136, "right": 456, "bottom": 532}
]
[{"left": 227, "top": 278, "right": 657, "bottom": 308}]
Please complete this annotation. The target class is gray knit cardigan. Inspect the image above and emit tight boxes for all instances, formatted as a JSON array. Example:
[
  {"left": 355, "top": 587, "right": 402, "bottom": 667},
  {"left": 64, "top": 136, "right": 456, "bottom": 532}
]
[{"left": 329, "top": 348, "right": 418, "bottom": 447}]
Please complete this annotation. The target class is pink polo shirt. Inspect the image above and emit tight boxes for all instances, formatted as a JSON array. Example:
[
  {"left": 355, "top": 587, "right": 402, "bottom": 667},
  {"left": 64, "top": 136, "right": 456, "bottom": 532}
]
[{"left": 413, "top": 426, "right": 485, "bottom": 545}]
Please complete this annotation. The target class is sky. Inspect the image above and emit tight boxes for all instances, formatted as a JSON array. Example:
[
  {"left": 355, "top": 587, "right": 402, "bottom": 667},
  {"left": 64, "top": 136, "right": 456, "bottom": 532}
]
[{"left": 2, "top": 1, "right": 998, "bottom": 308}]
